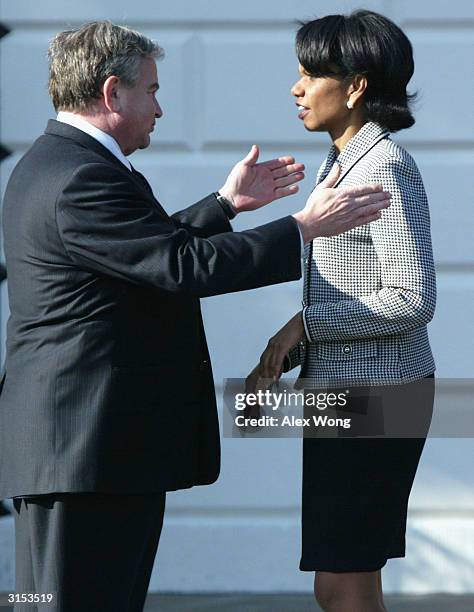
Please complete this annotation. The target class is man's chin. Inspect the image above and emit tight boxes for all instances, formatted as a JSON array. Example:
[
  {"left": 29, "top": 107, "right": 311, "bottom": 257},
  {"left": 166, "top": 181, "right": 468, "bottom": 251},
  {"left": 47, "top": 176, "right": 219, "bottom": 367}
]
[{"left": 138, "top": 136, "right": 151, "bottom": 150}]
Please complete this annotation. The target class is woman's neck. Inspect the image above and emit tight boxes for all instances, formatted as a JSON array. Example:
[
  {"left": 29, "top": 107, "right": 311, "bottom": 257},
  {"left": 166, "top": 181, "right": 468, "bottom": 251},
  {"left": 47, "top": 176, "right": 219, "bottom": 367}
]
[{"left": 330, "top": 118, "right": 367, "bottom": 154}]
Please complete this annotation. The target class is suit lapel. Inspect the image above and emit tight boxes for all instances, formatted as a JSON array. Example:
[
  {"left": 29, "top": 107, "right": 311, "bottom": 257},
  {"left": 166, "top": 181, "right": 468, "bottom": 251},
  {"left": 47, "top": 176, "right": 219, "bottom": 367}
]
[
  {"left": 130, "top": 166, "right": 169, "bottom": 217},
  {"left": 44, "top": 120, "right": 169, "bottom": 217}
]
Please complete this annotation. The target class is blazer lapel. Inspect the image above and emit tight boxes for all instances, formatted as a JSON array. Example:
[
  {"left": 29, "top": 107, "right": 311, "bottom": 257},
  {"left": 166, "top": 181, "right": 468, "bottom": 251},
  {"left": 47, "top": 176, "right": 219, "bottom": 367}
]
[
  {"left": 316, "top": 147, "right": 338, "bottom": 185},
  {"left": 130, "top": 166, "right": 169, "bottom": 217},
  {"left": 44, "top": 120, "right": 169, "bottom": 217},
  {"left": 332, "top": 122, "right": 390, "bottom": 187},
  {"left": 315, "top": 122, "right": 390, "bottom": 188}
]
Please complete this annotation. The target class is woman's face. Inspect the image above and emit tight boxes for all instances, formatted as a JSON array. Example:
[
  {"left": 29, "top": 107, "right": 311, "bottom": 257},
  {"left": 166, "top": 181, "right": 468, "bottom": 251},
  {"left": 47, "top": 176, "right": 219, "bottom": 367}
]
[{"left": 291, "top": 63, "right": 350, "bottom": 133}]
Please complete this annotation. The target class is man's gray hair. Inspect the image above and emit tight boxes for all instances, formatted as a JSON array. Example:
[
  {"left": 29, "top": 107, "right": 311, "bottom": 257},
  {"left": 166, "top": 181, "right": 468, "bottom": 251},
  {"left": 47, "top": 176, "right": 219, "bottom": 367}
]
[{"left": 48, "top": 21, "right": 164, "bottom": 112}]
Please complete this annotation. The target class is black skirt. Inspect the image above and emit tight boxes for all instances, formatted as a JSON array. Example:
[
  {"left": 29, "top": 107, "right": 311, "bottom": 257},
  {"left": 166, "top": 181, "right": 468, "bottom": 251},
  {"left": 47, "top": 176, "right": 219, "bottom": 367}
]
[{"left": 300, "top": 375, "right": 434, "bottom": 572}]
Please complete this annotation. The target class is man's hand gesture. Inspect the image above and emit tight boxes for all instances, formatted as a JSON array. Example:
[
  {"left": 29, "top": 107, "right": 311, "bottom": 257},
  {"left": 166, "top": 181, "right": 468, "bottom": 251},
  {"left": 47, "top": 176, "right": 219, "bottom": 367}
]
[{"left": 219, "top": 145, "right": 305, "bottom": 213}]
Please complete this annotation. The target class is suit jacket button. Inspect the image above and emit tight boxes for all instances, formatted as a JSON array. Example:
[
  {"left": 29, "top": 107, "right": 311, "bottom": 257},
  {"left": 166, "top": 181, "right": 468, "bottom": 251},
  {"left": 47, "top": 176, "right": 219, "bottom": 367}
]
[{"left": 342, "top": 345, "right": 352, "bottom": 355}]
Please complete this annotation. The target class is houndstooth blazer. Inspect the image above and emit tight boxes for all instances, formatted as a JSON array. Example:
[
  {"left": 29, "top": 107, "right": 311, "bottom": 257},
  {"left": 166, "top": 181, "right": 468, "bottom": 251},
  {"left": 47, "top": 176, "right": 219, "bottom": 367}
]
[{"left": 285, "top": 121, "right": 436, "bottom": 386}]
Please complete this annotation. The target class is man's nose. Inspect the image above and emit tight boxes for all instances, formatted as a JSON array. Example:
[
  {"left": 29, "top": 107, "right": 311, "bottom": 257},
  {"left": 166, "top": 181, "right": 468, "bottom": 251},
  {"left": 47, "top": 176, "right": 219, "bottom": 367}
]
[{"left": 155, "top": 99, "right": 163, "bottom": 118}]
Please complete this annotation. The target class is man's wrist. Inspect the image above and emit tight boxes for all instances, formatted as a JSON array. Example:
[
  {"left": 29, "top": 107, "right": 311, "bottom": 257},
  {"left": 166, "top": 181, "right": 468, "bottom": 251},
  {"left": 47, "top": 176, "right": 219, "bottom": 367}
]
[
  {"left": 292, "top": 211, "right": 312, "bottom": 243},
  {"left": 215, "top": 191, "right": 238, "bottom": 219}
]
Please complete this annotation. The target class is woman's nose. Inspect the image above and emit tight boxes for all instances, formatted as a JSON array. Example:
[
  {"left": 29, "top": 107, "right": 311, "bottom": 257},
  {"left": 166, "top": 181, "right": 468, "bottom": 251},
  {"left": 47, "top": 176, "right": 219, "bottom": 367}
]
[{"left": 291, "top": 80, "right": 303, "bottom": 98}]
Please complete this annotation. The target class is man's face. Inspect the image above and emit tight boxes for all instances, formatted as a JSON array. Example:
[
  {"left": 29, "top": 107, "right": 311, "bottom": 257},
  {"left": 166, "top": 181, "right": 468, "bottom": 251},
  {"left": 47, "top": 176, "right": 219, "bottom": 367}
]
[{"left": 115, "top": 57, "right": 163, "bottom": 155}]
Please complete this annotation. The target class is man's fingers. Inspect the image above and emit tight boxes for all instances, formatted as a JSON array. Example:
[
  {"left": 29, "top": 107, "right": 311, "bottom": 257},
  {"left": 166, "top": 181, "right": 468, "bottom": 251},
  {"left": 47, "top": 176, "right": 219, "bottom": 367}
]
[
  {"left": 361, "top": 211, "right": 383, "bottom": 223},
  {"left": 274, "top": 185, "right": 299, "bottom": 199},
  {"left": 339, "top": 183, "right": 385, "bottom": 198},
  {"left": 274, "top": 172, "right": 305, "bottom": 189},
  {"left": 272, "top": 162, "right": 305, "bottom": 179},
  {"left": 318, "top": 162, "right": 341, "bottom": 188},
  {"left": 259, "top": 155, "right": 296, "bottom": 170},
  {"left": 351, "top": 210, "right": 383, "bottom": 228},
  {"left": 349, "top": 191, "right": 391, "bottom": 210},
  {"left": 337, "top": 199, "right": 388, "bottom": 229},
  {"left": 242, "top": 144, "right": 259, "bottom": 166},
  {"left": 355, "top": 200, "right": 390, "bottom": 217}
]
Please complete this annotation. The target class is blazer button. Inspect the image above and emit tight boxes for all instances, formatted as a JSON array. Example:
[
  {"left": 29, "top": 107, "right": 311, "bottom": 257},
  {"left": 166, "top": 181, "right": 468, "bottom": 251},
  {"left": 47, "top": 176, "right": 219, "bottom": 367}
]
[
  {"left": 342, "top": 345, "right": 352, "bottom": 355},
  {"left": 200, "top": 359, "right": 208, "bottom": 371}
]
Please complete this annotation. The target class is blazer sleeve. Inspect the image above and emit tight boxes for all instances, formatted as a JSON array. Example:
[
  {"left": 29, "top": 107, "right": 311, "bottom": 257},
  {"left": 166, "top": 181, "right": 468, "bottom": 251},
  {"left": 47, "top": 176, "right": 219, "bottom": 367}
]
[
  {"left": 56, "top": 162, "right": 301, "bottom": 297},
  {"left": 302, "top": 156, "right": 437, "bottom": 341},
  {"left": 171, "top": 193, "right": 233, "bottom": 238}
]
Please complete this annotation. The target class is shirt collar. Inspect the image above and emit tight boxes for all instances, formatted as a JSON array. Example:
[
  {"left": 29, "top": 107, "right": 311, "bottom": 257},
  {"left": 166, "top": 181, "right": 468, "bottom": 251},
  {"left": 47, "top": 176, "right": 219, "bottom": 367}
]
[
  {"left": 317, "top": 121, "right": 390, "bottom": 185},
  {"left": 56, "top": 111, "right": 132, "bottom": 171}
]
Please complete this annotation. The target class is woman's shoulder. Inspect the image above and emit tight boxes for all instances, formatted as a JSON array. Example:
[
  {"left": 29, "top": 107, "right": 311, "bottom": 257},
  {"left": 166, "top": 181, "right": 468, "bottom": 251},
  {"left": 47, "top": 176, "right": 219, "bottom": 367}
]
[
  {"left": 365, "top": 137, "right": 428, "bottom": 203},
  {"left": 371, "top": 136, "right": 422, "bottom": 176}
]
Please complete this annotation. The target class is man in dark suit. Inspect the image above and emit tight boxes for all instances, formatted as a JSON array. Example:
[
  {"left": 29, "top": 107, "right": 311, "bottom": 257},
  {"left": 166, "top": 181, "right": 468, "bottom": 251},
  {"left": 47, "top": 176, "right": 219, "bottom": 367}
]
[{"left": 0, "top": 21, "right": 390, "bottom": 612}]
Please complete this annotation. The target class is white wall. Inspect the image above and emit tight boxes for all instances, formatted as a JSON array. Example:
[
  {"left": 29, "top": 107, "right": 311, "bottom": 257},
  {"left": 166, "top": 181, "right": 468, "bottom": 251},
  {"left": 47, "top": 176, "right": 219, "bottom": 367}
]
[{"left": 0, "top": 0, "right": 473, "bottom": 594}]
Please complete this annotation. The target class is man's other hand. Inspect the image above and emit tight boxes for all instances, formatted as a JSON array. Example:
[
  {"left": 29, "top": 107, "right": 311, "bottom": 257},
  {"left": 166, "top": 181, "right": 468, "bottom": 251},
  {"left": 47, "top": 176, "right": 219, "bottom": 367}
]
[{"left": 293, "top": 163, "right": 391, "bottom": 242}]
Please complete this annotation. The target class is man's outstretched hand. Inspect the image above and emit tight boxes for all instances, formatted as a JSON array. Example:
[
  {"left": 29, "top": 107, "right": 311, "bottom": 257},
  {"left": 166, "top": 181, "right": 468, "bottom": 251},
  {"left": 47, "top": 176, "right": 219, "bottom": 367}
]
[{"left": 219, "top": 145, "right": 305, "bottom": 213}]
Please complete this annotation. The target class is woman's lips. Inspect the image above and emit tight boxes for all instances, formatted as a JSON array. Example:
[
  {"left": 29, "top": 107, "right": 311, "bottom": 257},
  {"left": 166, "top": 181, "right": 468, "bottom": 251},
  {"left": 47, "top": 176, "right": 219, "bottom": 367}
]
[{"left": 297, "top": 105, "right": 309, "bottom": 120}]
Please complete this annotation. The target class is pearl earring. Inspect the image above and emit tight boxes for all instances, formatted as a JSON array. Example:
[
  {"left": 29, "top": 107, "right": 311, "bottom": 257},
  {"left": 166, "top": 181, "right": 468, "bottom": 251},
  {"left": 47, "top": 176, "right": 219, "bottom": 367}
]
[{"left": 347, "top": 100, "right": 353, "bottom": 109}]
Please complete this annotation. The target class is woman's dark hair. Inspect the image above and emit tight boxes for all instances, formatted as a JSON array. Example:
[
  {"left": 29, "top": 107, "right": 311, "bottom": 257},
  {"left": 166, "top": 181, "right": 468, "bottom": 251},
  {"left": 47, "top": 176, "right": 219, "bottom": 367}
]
[{"left": 295, "top": 10, "right": 417, "bottom": 132}]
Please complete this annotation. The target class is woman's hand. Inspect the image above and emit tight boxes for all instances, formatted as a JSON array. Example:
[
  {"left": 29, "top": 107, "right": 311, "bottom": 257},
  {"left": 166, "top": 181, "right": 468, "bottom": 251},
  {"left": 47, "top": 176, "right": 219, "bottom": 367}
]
[
  {"left": 242, "top": 365, "right": 264, "bottom": 423},
  {"left": 243, "top": 313, "right": 303, "bottom": 423},
  {"left": 258, "top": 312, "right": 304, "bottom": 380},
  {"left": 246, "top": 312, "right": 304, "bottom": 392}
]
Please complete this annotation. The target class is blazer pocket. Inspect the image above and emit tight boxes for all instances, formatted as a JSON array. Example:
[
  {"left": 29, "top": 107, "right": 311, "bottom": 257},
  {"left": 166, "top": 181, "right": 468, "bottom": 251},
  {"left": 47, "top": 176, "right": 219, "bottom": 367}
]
[{"left": 317, "top": 339, "right": 378, "bottom": 360}]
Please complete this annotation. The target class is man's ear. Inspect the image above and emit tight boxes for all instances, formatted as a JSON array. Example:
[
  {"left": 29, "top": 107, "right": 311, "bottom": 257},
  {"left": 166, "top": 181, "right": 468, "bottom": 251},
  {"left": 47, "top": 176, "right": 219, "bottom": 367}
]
[
  {"left": 347, "top": 74, "right": 368, "bottom": 109},
  {"left": 102, "top": 75, "right": 122, "bottom": 112}
]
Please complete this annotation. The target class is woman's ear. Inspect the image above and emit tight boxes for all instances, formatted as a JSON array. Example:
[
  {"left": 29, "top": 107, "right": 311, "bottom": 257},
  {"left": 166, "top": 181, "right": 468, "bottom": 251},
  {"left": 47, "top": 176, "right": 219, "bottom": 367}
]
[{"left": 347, "top": 75, "right": 368, "bottom": 109}]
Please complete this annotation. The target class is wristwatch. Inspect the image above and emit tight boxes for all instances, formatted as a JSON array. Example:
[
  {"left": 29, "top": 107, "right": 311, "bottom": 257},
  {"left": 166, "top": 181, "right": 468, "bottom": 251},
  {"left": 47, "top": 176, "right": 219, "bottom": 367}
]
[{"left": 215, "top": 192, "right": 237, "bottom": 220}]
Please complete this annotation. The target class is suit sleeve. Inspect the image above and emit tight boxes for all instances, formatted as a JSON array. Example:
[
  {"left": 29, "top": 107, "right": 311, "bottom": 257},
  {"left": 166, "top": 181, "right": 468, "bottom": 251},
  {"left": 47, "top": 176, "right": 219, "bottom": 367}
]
[
  {"left": 56, "top": 163, "right": 301, "bottom": 297},
  {"left": 171, "top": 193, "right": 233, "bottom": 238},
  {"left": 302, "top": 156, "right": 436, "bottom": 341}
]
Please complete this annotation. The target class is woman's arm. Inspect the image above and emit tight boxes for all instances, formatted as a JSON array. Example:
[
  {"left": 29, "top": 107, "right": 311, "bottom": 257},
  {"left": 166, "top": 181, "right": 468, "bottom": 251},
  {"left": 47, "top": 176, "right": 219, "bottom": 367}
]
[{"left": 303, "top": 155, "right": 436, "bottom": 342}]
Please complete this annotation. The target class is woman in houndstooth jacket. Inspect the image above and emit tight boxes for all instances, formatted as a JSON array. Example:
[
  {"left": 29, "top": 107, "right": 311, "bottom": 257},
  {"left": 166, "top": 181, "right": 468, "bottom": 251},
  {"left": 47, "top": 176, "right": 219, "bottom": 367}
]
[{"left": 247, "top": 10, "right": 436, "bottom": 612}]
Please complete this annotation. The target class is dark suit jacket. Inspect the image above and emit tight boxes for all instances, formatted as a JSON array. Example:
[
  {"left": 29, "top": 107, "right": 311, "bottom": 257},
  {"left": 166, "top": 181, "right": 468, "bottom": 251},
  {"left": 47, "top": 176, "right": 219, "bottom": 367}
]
[{"left": 0, "top": 120, "right": 301, "bottom": 497}]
